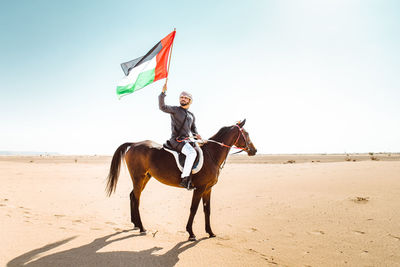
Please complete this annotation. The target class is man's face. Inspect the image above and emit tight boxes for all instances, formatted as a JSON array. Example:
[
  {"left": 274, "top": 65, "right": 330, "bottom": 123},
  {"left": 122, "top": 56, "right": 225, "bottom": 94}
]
[{"left": 180, "top": 95, "right": 191, "bottom": 107}]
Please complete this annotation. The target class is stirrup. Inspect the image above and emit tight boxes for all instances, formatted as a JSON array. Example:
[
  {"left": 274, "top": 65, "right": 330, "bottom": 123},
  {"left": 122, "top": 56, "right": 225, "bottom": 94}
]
[{"left": 180, "top": 176, "right": 195, "bottom": 190}]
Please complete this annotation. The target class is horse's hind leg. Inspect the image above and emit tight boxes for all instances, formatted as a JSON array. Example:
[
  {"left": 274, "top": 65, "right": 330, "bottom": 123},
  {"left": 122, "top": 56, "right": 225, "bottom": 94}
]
[
  {"left": 129, "top": 173, "right": 150, "bottom": 233},
  {"left": 130, "top": 191, "right": 139, "bottom": 230},
  {"left": 202, "top": 189, "right": 216, "bottom": 238}
]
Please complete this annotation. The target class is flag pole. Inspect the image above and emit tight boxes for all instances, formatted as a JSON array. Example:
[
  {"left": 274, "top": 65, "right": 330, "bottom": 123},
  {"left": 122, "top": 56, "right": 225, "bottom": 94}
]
[{"left": 164, "top": 28, "right": 176, "bottom": 88}]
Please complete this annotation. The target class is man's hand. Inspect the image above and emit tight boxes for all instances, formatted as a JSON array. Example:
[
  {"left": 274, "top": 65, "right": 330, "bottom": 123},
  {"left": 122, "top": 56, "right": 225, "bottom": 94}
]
[
  {"left": 162, "top": 84, "right": 167, "bottom": 93},
  {"left": 195, "top": 134, "right": 202, "bottom": 140}
]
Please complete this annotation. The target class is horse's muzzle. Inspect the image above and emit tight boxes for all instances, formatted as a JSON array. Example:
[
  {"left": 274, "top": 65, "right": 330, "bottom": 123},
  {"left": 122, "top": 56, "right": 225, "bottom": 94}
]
[{"left": 247, "top": 143, "right": 257, "bottom": 156}]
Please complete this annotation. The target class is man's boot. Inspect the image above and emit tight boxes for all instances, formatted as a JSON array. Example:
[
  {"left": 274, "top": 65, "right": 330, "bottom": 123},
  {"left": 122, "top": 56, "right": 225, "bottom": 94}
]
[{"left": 180, "top": 176, "right": 195, "bottom": 190}]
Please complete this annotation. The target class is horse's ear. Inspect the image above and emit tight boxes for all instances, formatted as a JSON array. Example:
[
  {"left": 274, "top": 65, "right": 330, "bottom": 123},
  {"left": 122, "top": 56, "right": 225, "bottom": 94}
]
[{"left": 237, "top": 119, "right": 246, "bottom": 128}]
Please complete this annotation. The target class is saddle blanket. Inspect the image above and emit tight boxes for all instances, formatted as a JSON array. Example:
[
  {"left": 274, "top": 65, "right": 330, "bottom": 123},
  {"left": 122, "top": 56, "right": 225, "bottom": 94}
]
[{"left": 163, "top": 144, "right": 204, "bottom": 174}]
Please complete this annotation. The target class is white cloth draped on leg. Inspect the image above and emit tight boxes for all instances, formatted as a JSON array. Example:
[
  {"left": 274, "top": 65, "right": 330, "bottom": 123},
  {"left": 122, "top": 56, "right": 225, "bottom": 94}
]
[{"left": 181, "top": 142, "right": 197, "bottom": 178}]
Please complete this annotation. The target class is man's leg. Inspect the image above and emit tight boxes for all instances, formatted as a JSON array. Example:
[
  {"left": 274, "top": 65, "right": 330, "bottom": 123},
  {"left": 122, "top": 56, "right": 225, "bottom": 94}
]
[{"left": 180, "top": 142, "right": 196, "bottom": 189}]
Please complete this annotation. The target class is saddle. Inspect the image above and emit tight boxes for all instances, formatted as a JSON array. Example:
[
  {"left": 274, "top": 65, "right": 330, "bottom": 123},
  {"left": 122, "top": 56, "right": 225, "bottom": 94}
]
[{"left": 163, "top": 141, "right": 204, "bottom": 174}]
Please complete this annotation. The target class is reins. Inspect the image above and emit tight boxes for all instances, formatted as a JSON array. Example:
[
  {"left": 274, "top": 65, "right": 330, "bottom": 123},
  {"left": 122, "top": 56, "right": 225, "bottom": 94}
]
[
  {"left": 178, "top": 125, "right": 249, "bottom": 152},
  {"left": 174, "top": 124, "right": 249, "bottom": 170},
  {"left": 176, "top": 136, "right": 192, "bottom": 143},
  {"left": 205, "top": 125, "right": 249, "bottom": 153},
  {"left": 204, "top": 124, "right": 249, "bottom": 169}
]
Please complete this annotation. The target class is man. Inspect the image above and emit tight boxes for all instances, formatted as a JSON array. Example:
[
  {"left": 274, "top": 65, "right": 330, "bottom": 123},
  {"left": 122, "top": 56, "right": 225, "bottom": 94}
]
[{"left": 159, "top": 84, "right": 201, "bottom": 190}]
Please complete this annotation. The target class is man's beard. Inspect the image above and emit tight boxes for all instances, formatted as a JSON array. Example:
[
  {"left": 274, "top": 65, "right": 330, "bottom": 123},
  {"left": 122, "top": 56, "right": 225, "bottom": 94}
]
[{"left": 180, "top": 101, "right": 189, "bottom": 106}]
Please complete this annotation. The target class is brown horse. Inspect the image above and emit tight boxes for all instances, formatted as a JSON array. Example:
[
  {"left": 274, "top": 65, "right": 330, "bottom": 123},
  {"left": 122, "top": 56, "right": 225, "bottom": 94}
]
[{"left": 106, "top": 119, "right": 257, "bottom": 240}]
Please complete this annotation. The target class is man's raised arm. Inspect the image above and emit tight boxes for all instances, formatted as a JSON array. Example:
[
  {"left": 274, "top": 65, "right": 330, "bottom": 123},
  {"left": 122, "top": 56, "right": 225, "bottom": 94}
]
[{"left": 158, "top": 84, "right": 175, "bottom": 114}]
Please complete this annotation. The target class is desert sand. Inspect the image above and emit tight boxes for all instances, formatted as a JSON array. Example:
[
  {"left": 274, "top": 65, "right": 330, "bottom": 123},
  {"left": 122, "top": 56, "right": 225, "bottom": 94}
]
[{"left": 1, "top": 154, "right": 400, "bottom": 266}]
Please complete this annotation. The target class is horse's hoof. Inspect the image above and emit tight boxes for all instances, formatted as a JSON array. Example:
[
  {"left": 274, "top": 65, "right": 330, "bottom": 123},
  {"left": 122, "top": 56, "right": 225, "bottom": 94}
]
[
  {"left": 188, "top": 236, "right": 196, "bottom": 241},
  {"left": 209, "top": 233, "right": 216, "bottom": 238},
  {"left": 133, "top": 226, "right": 140, "bottom": 230},
  {"left": 140, "top": 230, "right": 147, "bottom": 235}
]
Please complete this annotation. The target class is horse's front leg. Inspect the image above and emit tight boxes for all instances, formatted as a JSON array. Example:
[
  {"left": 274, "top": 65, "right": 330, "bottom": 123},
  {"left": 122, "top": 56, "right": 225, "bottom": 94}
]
[
  {"left": 202, "top": 189, "right": 216, "bottom": 238},
  {"left": 186, "top": 188, "right": 205, "bottom": 241}
]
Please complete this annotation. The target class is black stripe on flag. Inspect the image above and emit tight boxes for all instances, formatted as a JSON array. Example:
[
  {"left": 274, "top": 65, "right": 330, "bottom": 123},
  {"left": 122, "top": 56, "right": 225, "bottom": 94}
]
[{"left": 121, "top": 41, "right": 163, "bottom": 76}]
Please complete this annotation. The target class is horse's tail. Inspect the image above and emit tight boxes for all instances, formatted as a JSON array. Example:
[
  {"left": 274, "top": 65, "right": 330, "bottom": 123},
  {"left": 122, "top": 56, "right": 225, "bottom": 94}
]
[{"left": 106, "top": 142, "right": 133, "bottom": 196}]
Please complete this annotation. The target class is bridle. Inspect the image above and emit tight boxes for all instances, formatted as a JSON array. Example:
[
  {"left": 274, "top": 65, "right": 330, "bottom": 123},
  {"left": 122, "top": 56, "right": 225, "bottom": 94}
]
[
  {"left": 201, "top": 124, "right": 251, "bottom": 170},
  {"left": 206, "top": 125, "right": 250, "bottom": 154}
]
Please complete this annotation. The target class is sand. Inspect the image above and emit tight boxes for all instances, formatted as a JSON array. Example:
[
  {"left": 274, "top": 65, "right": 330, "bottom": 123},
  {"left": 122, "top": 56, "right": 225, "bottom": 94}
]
[{"left": 1, "top": 154, "right": 400, "bottom": 266}]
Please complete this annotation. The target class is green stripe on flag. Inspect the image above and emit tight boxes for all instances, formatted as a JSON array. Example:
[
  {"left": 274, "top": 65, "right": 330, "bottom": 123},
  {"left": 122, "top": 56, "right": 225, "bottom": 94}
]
[{"left": 116, "top": 69, "right": 156, "bottom": 97}]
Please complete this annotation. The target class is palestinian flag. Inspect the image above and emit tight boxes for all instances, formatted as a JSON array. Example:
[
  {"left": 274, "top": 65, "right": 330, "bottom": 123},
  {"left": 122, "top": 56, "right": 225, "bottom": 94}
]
[{"left": 116, "top": 30, "right": 176, "bottom": 98}]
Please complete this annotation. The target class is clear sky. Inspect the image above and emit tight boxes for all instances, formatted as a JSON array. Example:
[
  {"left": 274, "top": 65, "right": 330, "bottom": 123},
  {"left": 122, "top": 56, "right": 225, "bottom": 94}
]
[{"left": 1, "top": 0, "right": 399, "bottom": 155}]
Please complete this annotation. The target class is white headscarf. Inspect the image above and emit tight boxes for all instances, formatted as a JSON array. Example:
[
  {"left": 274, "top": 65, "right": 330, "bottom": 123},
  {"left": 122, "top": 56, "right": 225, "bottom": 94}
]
[{"left": 180, "top": 91, "right": 193, "bottom": 102}]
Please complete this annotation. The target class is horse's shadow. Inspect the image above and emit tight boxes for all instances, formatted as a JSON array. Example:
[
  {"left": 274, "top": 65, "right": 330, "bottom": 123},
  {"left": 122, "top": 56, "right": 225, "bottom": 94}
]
[{"left": 7, "top": 230, "right": 206, "bottom": 267}]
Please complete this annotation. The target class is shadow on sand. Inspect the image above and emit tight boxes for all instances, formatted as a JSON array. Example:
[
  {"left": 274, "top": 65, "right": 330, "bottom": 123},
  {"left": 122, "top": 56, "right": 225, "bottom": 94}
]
[{"left": 7, "top": 230, "right": 206, "bottom": 267}]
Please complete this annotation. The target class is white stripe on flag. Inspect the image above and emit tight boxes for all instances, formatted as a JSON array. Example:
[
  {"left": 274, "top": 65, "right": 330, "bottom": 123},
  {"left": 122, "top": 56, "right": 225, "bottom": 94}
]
[{"left": 117, "top": 56, "right": 157, "bottom": 86}]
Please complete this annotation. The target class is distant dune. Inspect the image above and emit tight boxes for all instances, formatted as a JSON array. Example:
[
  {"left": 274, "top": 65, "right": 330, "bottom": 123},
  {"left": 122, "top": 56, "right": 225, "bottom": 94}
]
[
  {"left": 1, "top": 153, "right": 399, "bottom": 164},
  {"left": 226, "top": 153, "right": 400, "bottom": 164},
  {"left": 0, "top": 151, "right": 60, "bottom": 156}
]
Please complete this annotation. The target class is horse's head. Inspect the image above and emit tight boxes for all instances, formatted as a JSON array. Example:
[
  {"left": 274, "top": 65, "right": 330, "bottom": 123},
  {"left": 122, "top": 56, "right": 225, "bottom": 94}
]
[{"left": 234, "top": 119, "right": 257, "bottom": 156}]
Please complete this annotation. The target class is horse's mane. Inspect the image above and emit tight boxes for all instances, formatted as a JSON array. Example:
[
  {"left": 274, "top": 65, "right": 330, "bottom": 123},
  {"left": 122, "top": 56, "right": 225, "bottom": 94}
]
[{"left": 209, "top": 126, "right": 232, "bottom": 141}]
